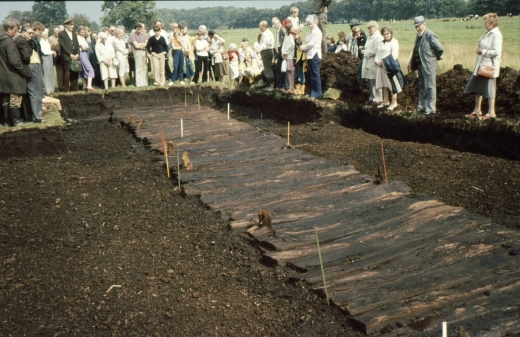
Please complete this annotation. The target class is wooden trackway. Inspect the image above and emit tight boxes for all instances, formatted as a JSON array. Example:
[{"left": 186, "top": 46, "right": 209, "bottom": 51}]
[{"left": 112, "top": 104, "right": 520, "bottom": 336}]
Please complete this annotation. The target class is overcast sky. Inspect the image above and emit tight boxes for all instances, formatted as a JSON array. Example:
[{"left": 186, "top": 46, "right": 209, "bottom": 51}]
[{"left": 2, "top": 1, "right": 298, "bottom": 24}]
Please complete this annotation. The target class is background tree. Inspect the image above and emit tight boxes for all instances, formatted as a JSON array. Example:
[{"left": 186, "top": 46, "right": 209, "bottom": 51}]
[
  {"left": 3, "top": 10, "right": 34, "bottom": 23},
  {"left": 31, "top": 0, "right": 67, "bottom": 28},
  {"left": 70, "top": 13, "right": 93, "bottom": 29},
  {"left": 101, "top": 0, "right": 157, "bottom": 31}
]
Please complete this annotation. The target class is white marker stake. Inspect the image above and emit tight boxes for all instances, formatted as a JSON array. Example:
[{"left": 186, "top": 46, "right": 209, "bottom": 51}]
[
  {"left": 181, "top": 119, "right": 184, "bottom": 138},
  {"left": 227, "top": 103, "right": 230, "bottom": 120},
  {"left": 442, "top": 322, "right": 448, "bottom": 337}
]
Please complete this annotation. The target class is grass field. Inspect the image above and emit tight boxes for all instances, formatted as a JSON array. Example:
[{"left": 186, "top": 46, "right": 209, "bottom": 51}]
[{"left": 210, "top": 16, "right": 520, "bottom": 73}]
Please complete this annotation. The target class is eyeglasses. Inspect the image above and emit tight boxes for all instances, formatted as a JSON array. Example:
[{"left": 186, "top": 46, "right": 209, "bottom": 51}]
[{"left": 27, "top": 32, "right": 34, "bottom": 35}]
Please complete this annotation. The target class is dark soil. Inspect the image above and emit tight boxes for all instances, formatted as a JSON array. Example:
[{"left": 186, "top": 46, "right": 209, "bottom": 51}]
[
  {"left": 321, "top": 51, "right": 520, "bottom": 117},
  {"left": 0, "top": 120, "right": 362, "bottom": 336},
  {"left": 227, "top": 107, "right": 520, "bottom": 231}
]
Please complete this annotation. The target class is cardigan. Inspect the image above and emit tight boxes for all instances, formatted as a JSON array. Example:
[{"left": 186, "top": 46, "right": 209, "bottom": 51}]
[{"left": 146, "top": 35, "right": 168, "bottom": 54}]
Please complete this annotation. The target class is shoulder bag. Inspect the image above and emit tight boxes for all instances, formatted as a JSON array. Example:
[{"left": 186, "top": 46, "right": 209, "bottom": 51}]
[
  {"left": 68, "top": 60, "right": 82, "bottom": 72},
  {"left": 477, "top": 51, "right": 495, "bottom": 79}
]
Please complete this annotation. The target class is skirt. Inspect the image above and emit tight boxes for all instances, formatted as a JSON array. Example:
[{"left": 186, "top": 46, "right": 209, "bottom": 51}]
[
  {"left": 115, "top": 52, "right": 129, "bottom": 77},
  {"left": 229, "top": 61, "right": 239, "bottom": 80},
  {"left": 79, "top": 51, "right": 95, "bottom": 79},
  {"left": 212, "top": 62, "right": 226, "bottom": 79},
  {"left": 463, "top": 75, "right": 496, "bottom": 99},
  {"left": 375, "top": 64, "right": 392, "bottom": 90}
]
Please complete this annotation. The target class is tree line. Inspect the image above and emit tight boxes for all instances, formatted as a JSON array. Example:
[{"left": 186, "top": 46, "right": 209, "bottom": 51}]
[
  {"left": 3, "top": 0, "right": 518, "bottom": 32},
  {"left": 3, "top": 1, "right": 101, "bottom": 31}
]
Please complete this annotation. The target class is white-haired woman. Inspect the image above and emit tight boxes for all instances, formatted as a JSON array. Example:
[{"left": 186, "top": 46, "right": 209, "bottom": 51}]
[
  {"left": 95, "top": 32, "right": 117, "bottom": 89},
  {"left": 228, "top": 43, "right": 240, "bottom": 86},
  {"left": 113, "top": 27, "right": 129, "bottom": 87},
  {"left": 299, "top": 14, "right": 322, "bottom": 99},
  {"left": 464, "top": 13, "right": 503, "bottom": 120},
  {"left": 39, "top": 28, "right": 55, "bottom": 94}
]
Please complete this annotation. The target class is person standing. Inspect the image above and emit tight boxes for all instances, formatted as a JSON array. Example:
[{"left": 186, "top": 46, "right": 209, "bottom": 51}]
[
  {"left": 281, "top": 19, "right": 296, "bottom": 94},
  {"left": 180, "top": 25, "right": 194, "bottom": 84},
  {"left": 77, "top": 26, "right": 95, "bottom": 90},
  {"left": 256, "top": 20, "right": 275, "bottom": 91},
  {"left": 193, "top": 31, "right": 209, "bottom": 84},
  {"left": 113, "top": 28, "right": 129, "bottom": 88},
  {"left": 95, "top": 32, "right": 118, "bottom": 89},
  {"left": 168, "top": 25, "right": 185, "bottom": 86},
  {"left": 361, "top": 21, "right": 383, "bottom": 105},
  {"left": 311, "top": 0, "right": 332, "bottom": 54},
  {"left": 299, "top": 14, "right": 323, "bottom": 99},
  {"left": 128, "top": 23, "right": 148, "bottom": 87},
  {"left": 463, "top": 13, "right": 502, "bottom": 120},
  {"left": 16, "top": 23, "right": 46, "bottom": 122},
  {"left": 407, "top": 16, "right": 444, "bottom": 115},
  {"left": 39, "top": 29, "right": 55, "bottom": 94},
  {"left": 272, "top": 17, "right": 286, "bottom": 90},
  {"left": 59, "top": 19, "right": 80, "bottom": 92},
  {"left": 0, "top": 19, "right": 29, "bottom": 127},
  {"left": 146, "top": 25, "right": 168, "bottom": 86},
  {"left": 48, "top": 26, "right": 64, "bottom": 91}
]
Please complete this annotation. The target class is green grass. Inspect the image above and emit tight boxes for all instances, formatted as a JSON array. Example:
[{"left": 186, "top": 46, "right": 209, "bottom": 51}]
[{"left": 0, "top": 108, "right": 65, "bottom": 135}]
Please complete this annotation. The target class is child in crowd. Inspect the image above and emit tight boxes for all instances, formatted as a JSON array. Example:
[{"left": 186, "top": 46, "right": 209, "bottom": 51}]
[{"left": 281, "top": 19, "right": 296, "bottom": 94}]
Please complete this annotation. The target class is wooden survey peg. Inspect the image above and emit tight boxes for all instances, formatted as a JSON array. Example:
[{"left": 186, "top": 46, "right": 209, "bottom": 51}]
[{"left": 181, "top": 151, "right": 194, "bottom": 170}]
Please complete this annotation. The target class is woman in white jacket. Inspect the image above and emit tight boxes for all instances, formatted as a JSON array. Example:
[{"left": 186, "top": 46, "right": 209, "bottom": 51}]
[
  {"left": 95, "top": 32, "right": 118, "bottom": 89},
  {"left": 375, "top": 26, "right": 400, "bottom": 110},
  {"left": 464, "top": 13, "right": 503, "bottom": 120}
]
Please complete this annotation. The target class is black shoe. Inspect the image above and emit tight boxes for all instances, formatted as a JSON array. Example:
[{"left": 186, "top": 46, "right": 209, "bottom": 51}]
[
  {"left": 63, "top": 117, "right": 77, "bottom": 126},
  {"left": 33, "top": 118, "right": 47, "bottom": 123},
  {"left": 59, "top": 109, "right": 77, "bottom": 125}
]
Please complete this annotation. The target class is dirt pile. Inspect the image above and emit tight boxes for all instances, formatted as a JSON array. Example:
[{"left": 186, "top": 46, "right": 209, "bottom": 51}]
[
  {"left": 320, "top": 51, "right": 363, "bottom": 103},
  {"left": 320, "top": 54, "right": 520, "bottom": 116},
  {"left": 435, "top": 65, "right": 520, "bottom": 116}
]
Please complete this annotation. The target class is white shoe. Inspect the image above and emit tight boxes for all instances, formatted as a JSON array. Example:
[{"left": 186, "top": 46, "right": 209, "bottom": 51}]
[
  {"left": 168, "top": 81, "right": 174, "bottom": 86},
  {"left": 387, "top": 103, "right": 398, "bottom": 111},
  {"left": 180, "top": 81, "right": 185, "bottom": 85}
]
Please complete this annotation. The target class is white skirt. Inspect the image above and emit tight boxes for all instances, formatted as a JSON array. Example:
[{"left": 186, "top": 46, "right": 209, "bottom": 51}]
[
  {"left": 229, "top": 61, "right": 239, "bottom": 80},
  {"left": 99, "top": 62, "right": 117, "bottom": 80}
]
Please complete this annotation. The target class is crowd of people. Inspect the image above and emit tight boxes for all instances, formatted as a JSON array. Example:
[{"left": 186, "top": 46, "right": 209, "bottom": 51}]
[{"left": 0, "top": 0, "right": 504, "bottom": 128}]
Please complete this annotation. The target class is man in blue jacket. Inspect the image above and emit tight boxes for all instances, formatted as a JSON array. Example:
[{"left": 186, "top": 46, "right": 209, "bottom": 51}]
[{"left": 408, "top": 16, "right": 444, "bottom": 115}]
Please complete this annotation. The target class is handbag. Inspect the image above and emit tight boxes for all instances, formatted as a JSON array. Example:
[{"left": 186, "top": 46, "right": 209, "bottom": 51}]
[
  {"left": 281, "top": 59, "right": 287, "bottom": 72},
  {"left": 112, "top": 58, "right": 119, "bottom": 66},
  {"left": 68, "top": 60, "right": 82, "bottom": 72},
  {"left": 477, "top": 51, "right": 495, "bottom": 79}
]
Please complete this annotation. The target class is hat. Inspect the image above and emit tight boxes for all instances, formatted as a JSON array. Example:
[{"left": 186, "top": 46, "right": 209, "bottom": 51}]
[
  {"left": 282, "top": 19, "right": 292, "bottom": 28},
  {"left": 413, "top": 16, "right": 426, "bottom": 26},
  {"left": 64, "top": 19, "right": 74, "bottom": 25},
  {"left": 208, "top": 30, "right": 214, "bottom": 35}
]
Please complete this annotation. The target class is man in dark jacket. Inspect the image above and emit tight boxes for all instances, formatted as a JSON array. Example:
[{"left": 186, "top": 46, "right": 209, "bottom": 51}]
[
  {"left": 58, "top": 19, "right": 80, "bottom": 92},
  {"left": 407, "top": 16, "right": 444, "bottom": 115},
  {"left": 16, "top": 23, "right": 45, "bottom": 123},
  {"left": 312, "top": 0, "right": 333, "bottom": 54},
  {"left": 0, "top": 19, "right": 29, "bottom": 127}
]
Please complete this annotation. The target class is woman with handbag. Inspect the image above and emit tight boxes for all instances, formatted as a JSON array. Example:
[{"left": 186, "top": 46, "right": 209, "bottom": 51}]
[{"left": 464, "top": 13, "right": 503, "bottom": 120}]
